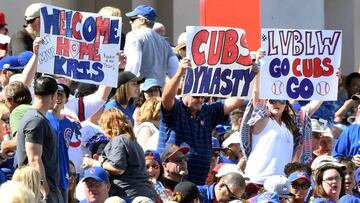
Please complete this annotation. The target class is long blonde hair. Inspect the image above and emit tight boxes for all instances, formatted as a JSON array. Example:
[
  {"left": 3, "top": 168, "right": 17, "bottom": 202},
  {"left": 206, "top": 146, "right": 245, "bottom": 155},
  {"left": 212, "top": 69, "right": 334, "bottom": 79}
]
[
  {"left": 137, "top": 98, "right": 161, "bottom": 124},
  {"left": 99, "top": 107, "right": 135, "bottom": 140},
  {"left": 12, "top": 166, "right": 41, "bottom": 202},
  {"left": 0, "top": 181, "right": 36, "bottom": 203}
]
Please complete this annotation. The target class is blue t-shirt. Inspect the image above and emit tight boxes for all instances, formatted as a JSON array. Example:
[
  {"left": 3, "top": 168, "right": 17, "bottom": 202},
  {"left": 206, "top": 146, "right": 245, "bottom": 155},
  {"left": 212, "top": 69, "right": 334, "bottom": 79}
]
[
  {"left": 47, "top": 113, "right": 81, "bottom": 189},
  {"left": 332, "top": 124, "right": 360, "bottom": 159},
  {"left": 104, "top": 100, "right": 136, "bottom": 126},
  {"left": 158, "top": 99, "right": 227, "bottom": 185},
  {"left": 197, "top": 183, "right": 216, "bottom": 203}
]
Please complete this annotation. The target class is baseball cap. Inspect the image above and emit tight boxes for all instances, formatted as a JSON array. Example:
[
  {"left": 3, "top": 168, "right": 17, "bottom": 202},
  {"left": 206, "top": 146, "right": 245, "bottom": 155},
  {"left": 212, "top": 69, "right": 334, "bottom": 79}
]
[
  {"left": 216, "top": 124, "right": 231, "bottom": 135},
  {"left": 24, "top": 3, "right": 41, "bottom": 21},
  {"left": 34, "top": 76, "right": 58, "bottom": 96},
  {"left": 141, "top": 78, "right": 161, "bottom": 92},
  {"left": 288, "top": 171, "right": 311, "bottom": 184},
  {"left": 161, "top": 144, "right": 189, "bottom": 163},
  {"left": 264, "top": 175, "right": 294, "bottom": 198},
  {"left": 215, "top": 164, "right": 248, "bottom": 180},
  {"left": 311, "top": 119, "right": 327, "bottom": 133},
  {"left": 118, "top": 71, "right": 145, "bottom": 87},
  {"left": 312, "top": 197, "right": 335, "bottom": 203},
  {"left": 0, "top": 12, "right": 6, "bottom": 25},
  {"left": 175, "top": 32, "right": 186, "bottom": 52},
  {"left": 104, "top": 196, "right": 126, "bottom": 203},
  {"left": 212, "top": 137, "right": 221, "bottom": 151},
  {"left": 83, "top": 166, "right": 109, "bottom": 183},
  {"left": 125, "top": 5, "right": 158, "bottom": 22},
  {"left": 173, "top": 181, "right": 204, "bottom": 202},
  {"left": 57, "top": 82, "right": 71, "bottom": 98},
  {"left": 256, "top": 191, "right": 281, "bottom": 203},
  {"left": 222, "top": 132, "right": 240, "bottom": 148},
  {"left": 144, "top": 149, "right": 161, "bottom": 163},
  {"left": 0, "top": 51, "right": 33, "bottom": 71},
  {"left": 132, "top": 196, "right": 154, "bottom": 203},
  {"left": 311, "top": 155, "right": 345, "bottom": 171},
  {"left": 75, "top": 82, "right": 98, "bottom": 97}
]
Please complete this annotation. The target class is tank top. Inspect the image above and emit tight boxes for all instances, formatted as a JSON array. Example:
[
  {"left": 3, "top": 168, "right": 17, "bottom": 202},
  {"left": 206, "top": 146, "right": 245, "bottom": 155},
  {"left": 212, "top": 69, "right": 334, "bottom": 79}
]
[{"left": 245, "top": 118, "right": 294, "bottom": 184}]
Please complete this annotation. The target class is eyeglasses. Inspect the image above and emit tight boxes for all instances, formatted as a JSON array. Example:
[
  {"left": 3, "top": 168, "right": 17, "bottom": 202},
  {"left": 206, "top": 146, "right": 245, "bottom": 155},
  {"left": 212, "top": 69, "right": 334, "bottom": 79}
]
[
  {"left": 166, "top": 155, "right": 188, "bottom": 163},
  {"left": 224, "top": 183, "right": 241, "bottom": 201},
  {"left": 269, "top": 99, "right": 287, "bottom": 105},
  {"left": 292, "top": 183, "right": 310, "bottom": 190},
  {"left": 323, "top": 176, "right": 342, "bottom": 183},
  {"left": 146, "top": 164, "right": 160, "bottom": 170}
]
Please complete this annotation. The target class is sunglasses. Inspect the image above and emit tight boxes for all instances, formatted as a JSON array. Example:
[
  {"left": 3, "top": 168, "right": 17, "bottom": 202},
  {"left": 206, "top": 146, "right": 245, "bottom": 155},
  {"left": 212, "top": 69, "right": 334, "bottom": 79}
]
[
  {"left": 129, "top": 17, "right": 140, "bottom": 22},
  {"left": 166, "top": 156, "right": 188, "bottom": 163},
  {"left": 292, "top": 183, "right": 310, "bottom": 190},
  {"left": 269, "top": 99, "right": 287, "bottom": 105},
  {"left": 224, "top": 183, "right": 241, "bottom": 201}
]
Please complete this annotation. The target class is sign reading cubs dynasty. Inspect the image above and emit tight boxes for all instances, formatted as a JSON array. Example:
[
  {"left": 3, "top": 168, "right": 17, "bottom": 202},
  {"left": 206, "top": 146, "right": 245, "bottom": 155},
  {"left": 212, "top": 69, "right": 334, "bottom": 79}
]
[
  {"left": 260, "top": 28, "right": 342, "bottom": 100},
  {"left": 182, "top": 26, "right": 255, "bottom": 98}
]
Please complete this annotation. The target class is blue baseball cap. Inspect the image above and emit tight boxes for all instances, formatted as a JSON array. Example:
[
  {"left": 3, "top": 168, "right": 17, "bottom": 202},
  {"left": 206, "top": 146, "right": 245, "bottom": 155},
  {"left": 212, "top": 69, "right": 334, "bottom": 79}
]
[
  {"left": 256, "top": 191, "right": 280, "bottom": 203},
  {"left": 83, "top": 166, "right": 109, "bottom": 183},
  {"left": 212, "top": 137, "right": 221, "bottom": 151},
  {"left": 125, "top": 5, "right": 158, "bottom": 22},
  {"left": 288, "top": 171, "right": 311, "bottom": 184},
  {"left": 141, "top": 78, "right": 161, "bottom": 92},
  {"left": 312, "top": 197, "right": 335, "bottom": 203},
  {"left": 0, "top": 51, "right": 33, "bottom": 71},
  {"left": 144, "top": 149, "right": 161, "bottom": 163},
  {"left": 215, "top": 125, "right": 231, "bottom": 135}
]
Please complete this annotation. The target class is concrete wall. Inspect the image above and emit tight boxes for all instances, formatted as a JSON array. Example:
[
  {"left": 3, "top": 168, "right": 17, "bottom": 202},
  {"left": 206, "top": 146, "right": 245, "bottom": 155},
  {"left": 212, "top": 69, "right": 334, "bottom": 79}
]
[{"left": 261, "top": 0, "right": 324, "bottom": 29}]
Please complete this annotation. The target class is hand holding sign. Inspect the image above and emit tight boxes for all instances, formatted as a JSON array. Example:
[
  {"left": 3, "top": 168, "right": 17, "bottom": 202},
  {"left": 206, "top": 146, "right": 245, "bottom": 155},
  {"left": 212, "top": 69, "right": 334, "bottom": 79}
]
[{"left": 177, "top": 58, "right": 191, "bottom": 76}]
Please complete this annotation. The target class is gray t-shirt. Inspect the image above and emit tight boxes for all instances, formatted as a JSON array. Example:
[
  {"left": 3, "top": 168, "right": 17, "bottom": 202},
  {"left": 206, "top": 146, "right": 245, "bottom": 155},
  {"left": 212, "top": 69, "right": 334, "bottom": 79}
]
[
  {"left": 124, "top": 28, "right": 177, "bottom": 87},
  {"left": 104, "top": 135, "right": 155, "bottom": 200},
  {"left": 16, "top": 108, "right": 59, "bottom": 192}
]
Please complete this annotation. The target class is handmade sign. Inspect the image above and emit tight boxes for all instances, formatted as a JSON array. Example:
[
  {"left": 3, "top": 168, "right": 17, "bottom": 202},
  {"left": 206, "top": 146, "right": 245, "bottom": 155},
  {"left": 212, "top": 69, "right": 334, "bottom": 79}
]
[
  {"left": 260, "top": 28, "right": 342, "bottom": 100},
  {"left": 38, "top": 3, "right": 122, "bottom": 87},
  {"left": 182, "top": 26, "right": 254, "bottom": 98}
]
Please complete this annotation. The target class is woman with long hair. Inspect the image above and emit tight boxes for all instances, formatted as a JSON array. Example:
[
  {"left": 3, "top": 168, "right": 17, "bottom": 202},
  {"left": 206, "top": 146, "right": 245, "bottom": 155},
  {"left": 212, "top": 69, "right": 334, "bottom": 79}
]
[
  {"left": 134, "top": 98, "right": 161, "bottom": 150},
  {"left": 104, "top": 71, "right": 144, "bottom": 126},
  {"left": 82, "top": 108, "right": 155, "bottom": 200}
]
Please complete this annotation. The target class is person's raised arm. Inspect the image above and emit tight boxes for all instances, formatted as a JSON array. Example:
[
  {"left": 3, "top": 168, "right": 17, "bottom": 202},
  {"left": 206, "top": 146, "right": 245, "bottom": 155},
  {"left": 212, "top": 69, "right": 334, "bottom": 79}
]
[
  {"left": 162, "top": 58, "right": 191, "bottom": 112},
  {"left": 25, "top": 142, "right": 49, "bottom": 199},
  {"left": 20, "top": 37, "right": 41, "bottom": 87}
]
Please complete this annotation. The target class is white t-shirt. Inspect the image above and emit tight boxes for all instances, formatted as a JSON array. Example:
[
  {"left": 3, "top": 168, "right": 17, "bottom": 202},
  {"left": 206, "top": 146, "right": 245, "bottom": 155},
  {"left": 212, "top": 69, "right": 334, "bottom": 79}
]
[
  {"left": 245, "top": 118, "right": 294, "bottom": 184},
  {"left": 134, "top": 121, "right": 159, "bottom": 151},
  {"left": 63, "top": 95, "right": 106, "bottom": 121}
]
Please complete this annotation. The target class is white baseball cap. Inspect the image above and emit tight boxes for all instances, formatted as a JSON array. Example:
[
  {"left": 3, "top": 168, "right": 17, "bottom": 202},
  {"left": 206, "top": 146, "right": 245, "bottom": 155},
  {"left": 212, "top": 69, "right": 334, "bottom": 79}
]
[
  {"left": 264, "top": 175, "right": 294, "bottom": 198},
  {"left": 221, "top": 131, "right": 240, "bottom": 148},
  {"left": 24, "top": 3, "right": 41, "bottom": 21},
  {"left": 215, "top": 164, "right": 248, "bottom": 180}
]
